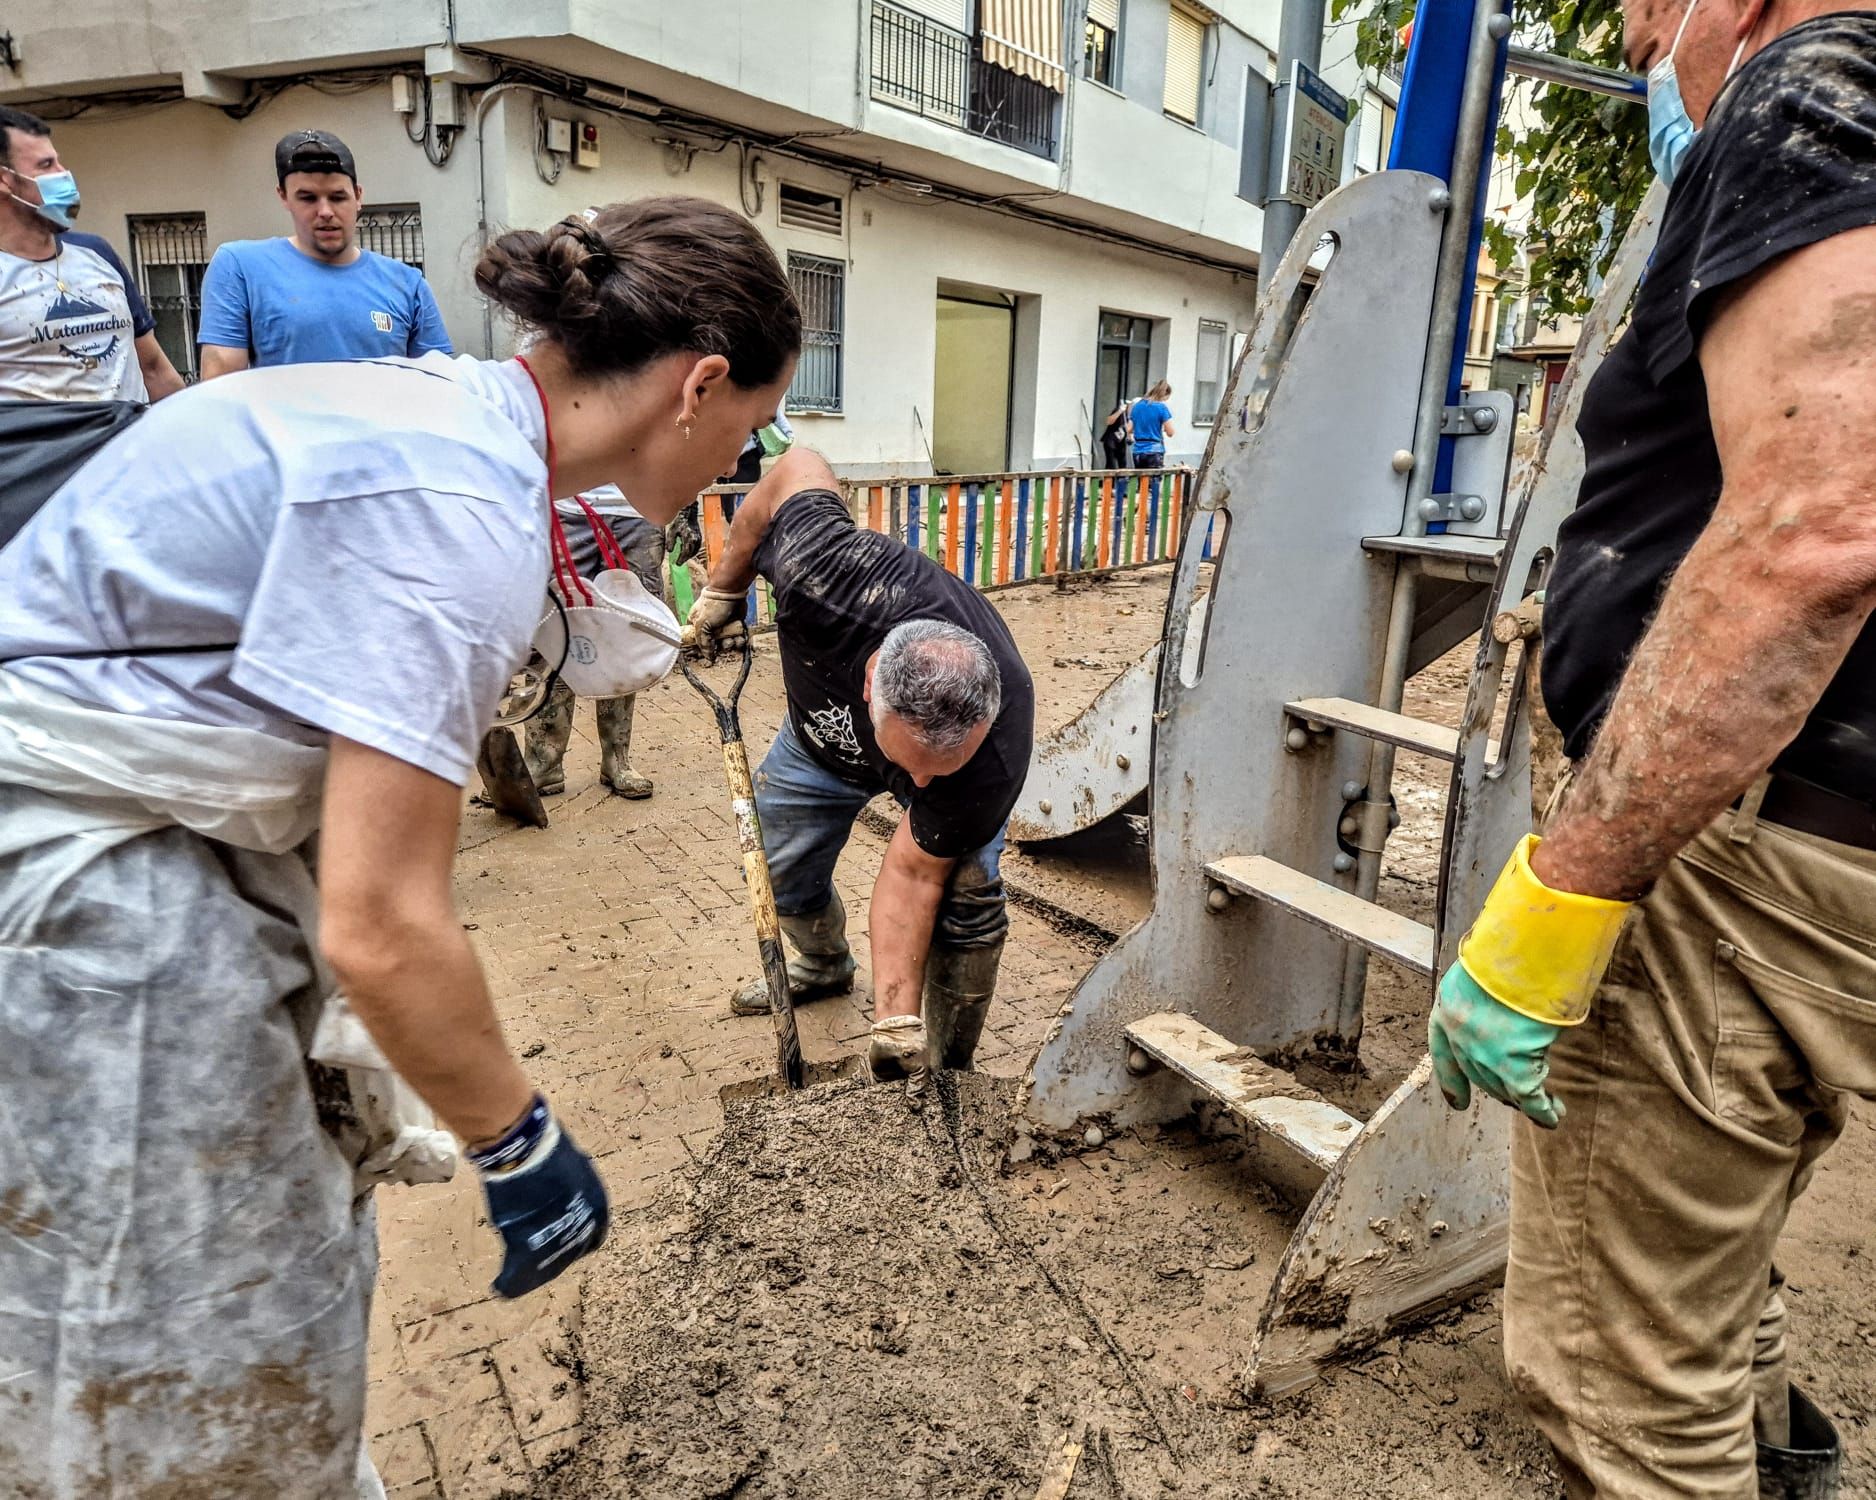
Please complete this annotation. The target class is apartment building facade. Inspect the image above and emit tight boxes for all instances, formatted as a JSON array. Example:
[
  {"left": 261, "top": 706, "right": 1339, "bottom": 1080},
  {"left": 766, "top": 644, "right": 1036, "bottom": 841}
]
[{"left": 2, "top": 0, "right": 1401, "bottom": 473}]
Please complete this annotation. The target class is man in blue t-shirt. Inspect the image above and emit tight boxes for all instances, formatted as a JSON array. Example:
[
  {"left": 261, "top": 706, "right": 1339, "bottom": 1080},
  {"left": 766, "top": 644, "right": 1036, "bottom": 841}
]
[
  {"left": 1128, "top": 380, "right": 1176, "bottom": 469},
  {"left": 197, "top": 130, "right": 451, "bottom": 379}
]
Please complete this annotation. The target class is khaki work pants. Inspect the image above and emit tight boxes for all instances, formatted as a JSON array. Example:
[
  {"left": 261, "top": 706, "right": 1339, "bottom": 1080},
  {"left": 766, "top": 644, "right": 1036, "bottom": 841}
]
[{"left": 1504, "top": 793, "right": 1876, "bottom": 1497}]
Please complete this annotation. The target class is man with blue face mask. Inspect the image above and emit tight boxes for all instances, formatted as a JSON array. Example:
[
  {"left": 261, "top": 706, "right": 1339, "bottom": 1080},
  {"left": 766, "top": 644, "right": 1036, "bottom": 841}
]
[
  {"left": 1424, "top": 0, "right": 1876, "bottom": 1492},
  {"left": 0, "top": 106, "right": 183, "bottom": 403}
]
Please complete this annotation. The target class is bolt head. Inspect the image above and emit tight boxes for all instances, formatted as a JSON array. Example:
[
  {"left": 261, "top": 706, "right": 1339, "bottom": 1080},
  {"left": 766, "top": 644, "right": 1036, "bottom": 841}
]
[
  {"left": 1285, "top": 727, "right": 1310, "bottom": 752},
  {"left": 1487, "top": 13, "right": 1512, "bottom": 37},
  {"left": 1428, "top": 188, "right": 1452, "bottom": 212},
  {"left": 1339, "top": 816, "right": 1360, "bottom": 838},
  {"left": 1206, "top": 885, "right": 1232, "bottom": 912},
  {"left": 1341, "top": 780, "right": 1363, "bottom": 800},
  {"left": 1115, "top": 753, "right": 1131, "bottom": 770},
  {"left": 1459, "top": 495, "right": 1487, "bottom": 521},
  {"left": 1390, "top": 448, "right": 1415, "bottom": 474},
  {"left": 1126, "top": 1046, "right": 1154, "bottom": 1076},
  {"left": 1418, "top": 497, "right": 1445, "bottom": 522},
  {"left": 1333, "top": 852, "right": 1355, "bottom": 873},
  {"left": 1038, "top": 799, "right": 1052, "bottom": 814}
]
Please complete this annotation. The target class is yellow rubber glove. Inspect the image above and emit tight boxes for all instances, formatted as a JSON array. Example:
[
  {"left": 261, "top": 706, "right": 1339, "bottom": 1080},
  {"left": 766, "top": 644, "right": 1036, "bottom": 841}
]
[{"left": 1430, "top": 835, "right": 1632, "bottom": 1128}]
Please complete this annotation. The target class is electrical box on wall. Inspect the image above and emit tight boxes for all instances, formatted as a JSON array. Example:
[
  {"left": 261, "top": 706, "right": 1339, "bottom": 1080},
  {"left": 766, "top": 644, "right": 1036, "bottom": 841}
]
[
  {"left": 574, "top": 121, "right": 600, "bottom": 169},
  {"left": 390, "top": 75, "right": 417, "bottom": 115},
  {"left": 545, "top": 117, "right": 573, "bottom": 155}
]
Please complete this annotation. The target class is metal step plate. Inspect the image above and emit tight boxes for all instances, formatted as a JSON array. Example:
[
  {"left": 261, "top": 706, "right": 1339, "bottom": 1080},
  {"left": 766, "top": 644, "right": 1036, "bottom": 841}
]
[
  {"left": 1123, "top": 1011, "right": 1362, "bottom": 1173},
  {"left": 1205, "top": 854, "right": 1436, "bottom": 977},
  {"left": 1284, "top": 695, "right": 1499, "bottom": 763}
]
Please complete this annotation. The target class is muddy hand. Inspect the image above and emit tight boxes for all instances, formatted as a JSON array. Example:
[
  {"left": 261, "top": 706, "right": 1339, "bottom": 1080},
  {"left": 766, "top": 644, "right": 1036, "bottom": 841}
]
[
  {"left": 868, "top": 1014, "right": 929, "bottom": 1098},
  {"left": 665, "top": 503, "right": 703, "bottom": 569},
  {"left": 681, "top": 587, "right": 748, "bottom": 659},
  {"left": 469, "top": 1095, "right": 610, "bottom": 1298}
]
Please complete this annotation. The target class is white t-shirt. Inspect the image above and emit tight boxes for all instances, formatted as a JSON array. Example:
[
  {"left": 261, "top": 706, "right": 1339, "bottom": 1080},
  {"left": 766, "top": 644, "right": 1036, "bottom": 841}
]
[
  {"left": 0, "top": 354, "right": 550, "bottom": 786},
  {"left": 0, "top": 233, "right": 149, "bottom": 403}
]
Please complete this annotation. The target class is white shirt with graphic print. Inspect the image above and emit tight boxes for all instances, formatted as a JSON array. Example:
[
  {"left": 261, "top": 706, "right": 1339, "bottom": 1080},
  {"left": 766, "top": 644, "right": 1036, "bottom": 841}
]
[{"left": 0, "top": 233, "right": 149, "bottom": 402}]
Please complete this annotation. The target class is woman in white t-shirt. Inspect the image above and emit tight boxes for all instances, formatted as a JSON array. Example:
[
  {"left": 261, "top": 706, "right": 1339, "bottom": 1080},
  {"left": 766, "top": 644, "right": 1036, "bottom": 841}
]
[{"left": 0, "top": 195, "right": 798, "bottom": 1497}]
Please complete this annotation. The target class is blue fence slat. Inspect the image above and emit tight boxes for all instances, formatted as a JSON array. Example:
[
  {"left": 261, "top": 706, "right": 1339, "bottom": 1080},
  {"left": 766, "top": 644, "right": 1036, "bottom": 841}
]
[
  {"left": 1071, "top": 479, "right": 1087, "bottom": 570},
  {"left": 963, "top": 482, "right": 980, "bottom": 582},
  {"left": 906, "top": 483, "right": 921, "bottom": 553},
  {"left": 1013, "top": 477, "right": 1030, "bottom": 581}
]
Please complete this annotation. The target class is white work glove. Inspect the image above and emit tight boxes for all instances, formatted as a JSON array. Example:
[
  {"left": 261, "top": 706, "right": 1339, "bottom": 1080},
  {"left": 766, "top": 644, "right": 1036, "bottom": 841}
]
[
  {"left": 868, "top": 1014, "right": 929, "bottom": 1097},
  {"left": 681, "top": 587, "right": 748, "bottom": 656}
]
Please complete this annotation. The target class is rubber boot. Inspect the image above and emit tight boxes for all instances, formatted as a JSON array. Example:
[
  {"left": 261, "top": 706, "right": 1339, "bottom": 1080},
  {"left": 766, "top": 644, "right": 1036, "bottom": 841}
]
[
  {"left": 730, "top": 895, "right": 858, "bottom": 1016},
  {"left": 921, "top": 937, "right": 1003, "bottom": 1071},
  {"left": 1757, "top": 1386, "right": 1841, "bottom": 1500},
  {"left": 597, "top": 695, "right": 653, "bottom": 799},
  {"left": 523, "top": 677, "right": 576, "bottom": 796}
]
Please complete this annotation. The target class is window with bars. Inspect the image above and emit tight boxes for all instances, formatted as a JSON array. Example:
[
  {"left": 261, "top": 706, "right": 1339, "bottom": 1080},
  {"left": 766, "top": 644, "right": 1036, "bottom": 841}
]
[
  {"left": 787, "top": 252, "right": 844, "bottom": 414},
  {"left": 1193, "top": 318, "right": 1228, "bottom": 425},
  {"left": 356, "top": 204, "right": 426, "bottom": 269},
  {"left": 127, "top": 213, "right": 209, "bottom": 382}
]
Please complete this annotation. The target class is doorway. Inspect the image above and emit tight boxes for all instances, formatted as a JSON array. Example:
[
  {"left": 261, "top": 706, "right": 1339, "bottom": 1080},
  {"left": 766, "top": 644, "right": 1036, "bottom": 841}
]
[
  {"left": 932, "top": 291, "right": 1015, "bottom": 475},
  {"left": 1094, "top": 310, "right": 1154, "bottom": 458}
]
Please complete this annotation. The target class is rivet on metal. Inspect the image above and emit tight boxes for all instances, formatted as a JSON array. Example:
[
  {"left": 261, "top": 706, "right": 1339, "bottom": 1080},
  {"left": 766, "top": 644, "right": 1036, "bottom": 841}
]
[
  {"left": 1333, "top": 852, "right": 1356, "bottom": 873},
  {"left": 1206, "top": 885, "right": 1232, "bottom": 913},
  {"left": 1390, "top": 449, "right": 1415, "bottom": 474}
]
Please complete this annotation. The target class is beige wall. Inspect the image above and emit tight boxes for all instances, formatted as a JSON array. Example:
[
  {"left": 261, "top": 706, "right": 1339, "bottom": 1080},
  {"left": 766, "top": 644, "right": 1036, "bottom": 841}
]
[{"left": 931, "top": 297, "right": 1014, "bottom": 475}]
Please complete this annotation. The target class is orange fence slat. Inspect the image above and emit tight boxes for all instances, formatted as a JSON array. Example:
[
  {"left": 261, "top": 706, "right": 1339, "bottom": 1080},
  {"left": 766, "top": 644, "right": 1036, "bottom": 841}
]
[
  {"left": 945, "top": 483, "right": 962, "bottom": 577},
  {"left": 1168, "top": 470, "right": 1183, "bottom": 547},
  {"left": 867, "top": 484, "right": 883, "bottom": 533},
  {"left": 700, "top": 494, "right": 731, "bottom": 567},
  {"left": 1096, "top": 476, "right": 1112, "bottom": 569},
  {"left": 996, "top": 479, "right": 1014, "bottom": 584}
]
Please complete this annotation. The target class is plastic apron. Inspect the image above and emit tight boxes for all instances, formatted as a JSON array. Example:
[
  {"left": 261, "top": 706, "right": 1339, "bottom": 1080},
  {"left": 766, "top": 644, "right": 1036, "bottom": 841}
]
[{"left": 0, "top": 670, "right": 447, "bottom": 1499}]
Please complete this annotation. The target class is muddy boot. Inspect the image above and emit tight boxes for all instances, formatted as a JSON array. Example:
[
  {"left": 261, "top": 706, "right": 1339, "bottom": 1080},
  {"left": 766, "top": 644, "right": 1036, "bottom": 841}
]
[
  {"left": 523, "top": 678, "right": 576, "bottom": 796},
  {"left": 1758, "top": 1387, "right": 1841, "bottom": 1500},
  {"left": 729, "top": 895, "right": 858, "bottom": 1016},
  {"left": 597, "top": 694, "right": 653, "bottom": 799},
  {"left": 922, "top": 937, "right": 1003, "bottom": 1071}
]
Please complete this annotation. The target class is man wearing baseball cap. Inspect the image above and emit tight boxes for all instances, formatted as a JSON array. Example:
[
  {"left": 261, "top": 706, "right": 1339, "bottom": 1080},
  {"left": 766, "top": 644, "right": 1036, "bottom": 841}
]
[{"left": 196, "top": 129, "right": 451, "bottom": 379}]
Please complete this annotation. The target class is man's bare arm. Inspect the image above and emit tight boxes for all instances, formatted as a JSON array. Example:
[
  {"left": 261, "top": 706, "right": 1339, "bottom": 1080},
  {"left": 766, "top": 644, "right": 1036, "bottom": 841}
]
[
  {"left": 706, "top": 446, "right": 840, "bottom": 594},
  {"left": 870, "top": 815, "right": 953, "bottom": 1020},
  {"left": 1536, "top": 225, "right": 1876, "bottom": 901},
  {"left": 198, "top": 344, "right": 250, "bottom": 381},
  {"left": 134, "top": 332, "right": 185, "bottom": 400}
]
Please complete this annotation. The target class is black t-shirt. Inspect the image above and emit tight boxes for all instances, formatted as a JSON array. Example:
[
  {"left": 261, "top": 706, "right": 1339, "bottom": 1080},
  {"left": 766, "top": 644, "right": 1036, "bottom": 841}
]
[
  {"left": 754, "top": 488, "right": 1035, "bottom": 858},
  {"left": 1544, "top": 14, "right": 1876, "bottom": 793}
]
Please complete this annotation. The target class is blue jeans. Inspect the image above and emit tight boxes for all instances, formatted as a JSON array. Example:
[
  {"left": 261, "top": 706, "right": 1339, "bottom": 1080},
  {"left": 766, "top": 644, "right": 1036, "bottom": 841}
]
[{"left": 755, "top": 716, "right": 1008, "bottom": 948}]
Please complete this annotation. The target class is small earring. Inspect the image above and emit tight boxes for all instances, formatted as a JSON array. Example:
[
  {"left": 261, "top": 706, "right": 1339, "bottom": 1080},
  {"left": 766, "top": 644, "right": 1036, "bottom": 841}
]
[{"left": 678, "top": 419, "right": 693, "bottom": 441}]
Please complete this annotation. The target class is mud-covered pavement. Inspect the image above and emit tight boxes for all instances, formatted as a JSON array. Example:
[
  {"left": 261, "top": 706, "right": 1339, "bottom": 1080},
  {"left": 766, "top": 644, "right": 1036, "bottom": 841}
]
[{"left": 375, "top": 567, "right": 1874, "bottom": 1499}]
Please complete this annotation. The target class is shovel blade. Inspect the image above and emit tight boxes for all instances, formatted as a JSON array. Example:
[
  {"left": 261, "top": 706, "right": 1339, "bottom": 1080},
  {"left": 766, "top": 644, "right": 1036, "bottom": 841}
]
[
  {"left": 717, "top": 1055, "right": 868, "bottom": 1106},
  {"left": 475, "top": 728, "right": 549, "bottom": 828}
]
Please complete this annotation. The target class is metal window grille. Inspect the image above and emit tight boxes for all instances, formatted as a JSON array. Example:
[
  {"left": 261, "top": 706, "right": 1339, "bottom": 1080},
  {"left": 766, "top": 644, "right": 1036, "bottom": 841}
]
[
  {"left": 127, "top": 212, "right": 209, "bottom": 382},
  {"left": 787, "top": 252, "right": 844, "bottom": 414},
  {"left": 357, "top": 204, "right": 426, "bottom": 269},
  {"left": 1193, "top": 318, "right": 1228, "bottom": 425},
  {"left": 870, "top": 0, "right": 970, "bottom": 127}
]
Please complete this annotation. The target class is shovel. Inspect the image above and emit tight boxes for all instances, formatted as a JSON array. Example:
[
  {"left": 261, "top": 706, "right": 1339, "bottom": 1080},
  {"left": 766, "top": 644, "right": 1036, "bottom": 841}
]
[{"left": 682, "top": 632, "right": 866, "bottom": 1101}]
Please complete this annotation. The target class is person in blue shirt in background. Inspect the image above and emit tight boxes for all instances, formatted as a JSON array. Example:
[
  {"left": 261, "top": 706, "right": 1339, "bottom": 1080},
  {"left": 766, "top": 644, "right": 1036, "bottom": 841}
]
[
  {"left": 197, "top": 129, "right": 452, "bottom": 378},
  {"left": 1128, "top": 380, "right": 1175, "bottom": 469}
]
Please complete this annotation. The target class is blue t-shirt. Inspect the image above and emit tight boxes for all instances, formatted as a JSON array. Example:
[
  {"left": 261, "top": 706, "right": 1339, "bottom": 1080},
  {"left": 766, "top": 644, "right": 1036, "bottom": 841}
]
[
  {"left": 197, "top": 238, "right": 452, "bottom": 366},
  {"left": 1129, "top": 399, "right": 1172, "bottom": 453}
]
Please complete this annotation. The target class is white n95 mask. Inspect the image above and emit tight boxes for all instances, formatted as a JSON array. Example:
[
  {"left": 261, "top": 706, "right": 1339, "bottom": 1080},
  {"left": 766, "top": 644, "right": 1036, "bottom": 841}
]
[{"left": 535, "top": 503, "right": 683, "bottom": 699}]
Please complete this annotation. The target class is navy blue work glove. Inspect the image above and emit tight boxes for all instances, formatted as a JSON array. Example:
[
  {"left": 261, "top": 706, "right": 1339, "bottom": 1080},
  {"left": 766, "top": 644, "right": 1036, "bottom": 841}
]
[{"left": 469, "top": 1095, "right": 609, "bottom": 1299}]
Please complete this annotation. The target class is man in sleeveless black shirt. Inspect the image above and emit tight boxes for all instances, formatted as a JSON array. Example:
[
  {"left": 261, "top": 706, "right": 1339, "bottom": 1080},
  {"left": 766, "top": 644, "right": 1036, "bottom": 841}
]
[
  {"left": 1427, "top": 1, "right": 1876, "bottom": 1492},
  {"left": 685, "top": 448, "right": 1034, "bottom": 1087}
]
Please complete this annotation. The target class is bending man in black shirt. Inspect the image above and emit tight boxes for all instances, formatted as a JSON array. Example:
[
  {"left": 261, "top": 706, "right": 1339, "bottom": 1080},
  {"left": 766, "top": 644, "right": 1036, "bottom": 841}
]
[
  {"left": 686, "top": 448, "right": 1034, "bottom": 1084},
  {"left": 1428, "top": 4, "right": 1876, "bottom": 1493}
]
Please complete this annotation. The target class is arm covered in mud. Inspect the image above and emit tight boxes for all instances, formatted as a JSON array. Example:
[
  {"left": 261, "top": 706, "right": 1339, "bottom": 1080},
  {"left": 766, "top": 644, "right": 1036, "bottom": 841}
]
[
  {"left": 869, "top": 814, "right": 952, "bottom": 1020},
  {"left": 707, "top": 447, "right": 843, "bottom": 595},
  {"left": 1536, "top": 228, "right": 1876, "bottom": 902}
]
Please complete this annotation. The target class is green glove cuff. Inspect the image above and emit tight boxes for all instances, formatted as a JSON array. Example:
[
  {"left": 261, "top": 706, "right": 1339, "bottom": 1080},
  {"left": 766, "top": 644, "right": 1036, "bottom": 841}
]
[{"left": 1457, "top": 834, "right": 1631, "bottom": 1026}]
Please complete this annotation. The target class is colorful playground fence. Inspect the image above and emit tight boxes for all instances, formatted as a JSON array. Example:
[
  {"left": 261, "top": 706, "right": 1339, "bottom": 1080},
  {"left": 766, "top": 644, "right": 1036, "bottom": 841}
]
[{"left": 668, "top": 466, "right": 1200, "bottom": 622}]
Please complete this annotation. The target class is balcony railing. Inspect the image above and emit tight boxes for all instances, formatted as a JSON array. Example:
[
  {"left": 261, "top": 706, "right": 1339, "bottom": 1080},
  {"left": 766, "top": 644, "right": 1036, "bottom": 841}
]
[{"left": 869, "top": 0, "right": 1061, "bottom": 161}]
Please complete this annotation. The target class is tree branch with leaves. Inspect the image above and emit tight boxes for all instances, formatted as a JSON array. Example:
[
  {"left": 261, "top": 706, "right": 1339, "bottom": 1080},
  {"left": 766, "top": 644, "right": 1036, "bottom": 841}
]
[{"left": 1334, "top": 0, "right": 1649, "bottom": 317}]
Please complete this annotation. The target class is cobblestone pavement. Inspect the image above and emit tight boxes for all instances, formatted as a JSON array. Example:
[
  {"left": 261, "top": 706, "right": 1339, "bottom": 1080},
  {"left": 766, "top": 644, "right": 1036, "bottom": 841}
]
[{"left": 367, "top": 574, "right": 1139, "bottom": 1497}]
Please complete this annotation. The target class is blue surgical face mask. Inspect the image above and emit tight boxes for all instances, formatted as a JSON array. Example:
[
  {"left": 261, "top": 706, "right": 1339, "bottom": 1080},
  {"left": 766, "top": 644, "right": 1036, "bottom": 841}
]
[
  {"left": 7, "top": 166, "right": 80, "bottom": 231},
  {"left": 1646, "top": 0, "right": 1749, "bottom": 185}
]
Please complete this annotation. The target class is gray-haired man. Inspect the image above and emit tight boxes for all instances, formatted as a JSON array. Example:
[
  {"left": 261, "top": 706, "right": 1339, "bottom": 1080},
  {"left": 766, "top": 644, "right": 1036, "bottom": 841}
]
[{"left": 686, "top": 448, "right": 1035, "bottom": 1082}]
